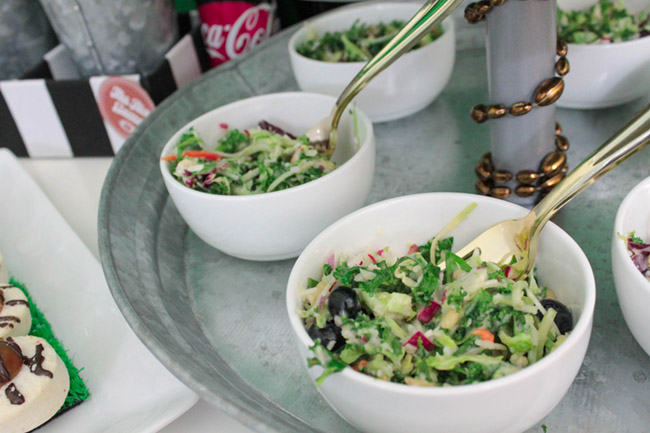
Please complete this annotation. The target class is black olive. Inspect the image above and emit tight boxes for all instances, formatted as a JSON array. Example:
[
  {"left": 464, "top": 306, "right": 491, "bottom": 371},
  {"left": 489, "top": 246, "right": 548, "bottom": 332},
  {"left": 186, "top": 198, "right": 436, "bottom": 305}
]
[
  {"left": 538, "top": 299, "right": 573, "bottom": 334},
  {"left": 327, "top": 286, "right": 361, "bottom": 320},
  {"left": 308, "top": 322, "right": 345, "bottom": 352}
]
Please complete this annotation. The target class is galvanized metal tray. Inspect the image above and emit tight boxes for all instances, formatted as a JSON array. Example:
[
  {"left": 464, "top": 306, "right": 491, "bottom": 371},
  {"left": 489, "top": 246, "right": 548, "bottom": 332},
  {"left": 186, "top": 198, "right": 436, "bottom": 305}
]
[{"left": 98, "top": 21, "right": 650, "bottom": 433}]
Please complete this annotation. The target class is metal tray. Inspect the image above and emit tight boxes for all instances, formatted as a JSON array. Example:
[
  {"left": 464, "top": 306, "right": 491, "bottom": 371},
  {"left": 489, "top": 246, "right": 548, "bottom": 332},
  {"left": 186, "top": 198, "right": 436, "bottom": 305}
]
[{"left": 98, "top": 23, "right": 650, "bottom": 433}]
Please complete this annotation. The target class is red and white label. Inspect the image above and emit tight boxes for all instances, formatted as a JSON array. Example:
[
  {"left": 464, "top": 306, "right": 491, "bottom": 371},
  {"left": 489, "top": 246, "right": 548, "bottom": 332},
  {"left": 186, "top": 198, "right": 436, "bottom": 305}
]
[
  {"left": 198, "top": 1, "right": 274, "bottom": 68},
  {"left": 97, "top": 76, "right": 155, "bottom": 139}
]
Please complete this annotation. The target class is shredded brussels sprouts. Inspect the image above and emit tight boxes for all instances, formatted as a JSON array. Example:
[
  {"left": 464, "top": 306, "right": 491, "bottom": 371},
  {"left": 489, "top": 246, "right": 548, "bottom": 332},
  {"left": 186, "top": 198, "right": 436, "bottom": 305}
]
[
  {"left": 301, "top": 205, "right": 573, "bottom": 386},
  {"left": 164, "top": 122, "right": 336, "bottom": 195},
  {"left": 558, "top": 0, "right": 650, "bottom": 44},
  {"left": 296, "top": 19, "right": 443, "bottom": 62}
]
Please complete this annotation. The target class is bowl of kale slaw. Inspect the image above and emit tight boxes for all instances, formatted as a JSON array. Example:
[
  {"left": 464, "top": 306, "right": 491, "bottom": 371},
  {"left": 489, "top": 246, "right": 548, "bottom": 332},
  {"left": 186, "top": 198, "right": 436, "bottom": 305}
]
[
  {"left": 162, "top": 121, "right": 336, "bottom": 196},
  {"left": 557, "top": 0, "right": 650, "bottom": 108},
  {"left": 287, "top": 193, "right": 595, "bottom": 433},
  {"left": 288, "top": 2, "right": 455, "bottom": 122},
  {"left": 159, "top": 92, "right": 375, "bottom": 261},
  {"left": 612, "top": 174, "right": 650, "bottom": 357}
]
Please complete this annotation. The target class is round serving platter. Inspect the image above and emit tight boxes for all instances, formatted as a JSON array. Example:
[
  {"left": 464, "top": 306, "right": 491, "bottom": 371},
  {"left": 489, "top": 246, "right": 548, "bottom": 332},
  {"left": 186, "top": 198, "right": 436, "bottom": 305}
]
[{"left": 98, "top": 18, "right": 650, "bottom": 433}]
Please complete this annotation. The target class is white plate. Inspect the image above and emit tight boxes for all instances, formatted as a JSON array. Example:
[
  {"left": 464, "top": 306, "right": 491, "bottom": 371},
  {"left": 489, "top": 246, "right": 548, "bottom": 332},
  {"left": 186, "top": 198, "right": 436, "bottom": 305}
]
[{"left": 0, "top": 148, "right": 198, "bottom": 432}]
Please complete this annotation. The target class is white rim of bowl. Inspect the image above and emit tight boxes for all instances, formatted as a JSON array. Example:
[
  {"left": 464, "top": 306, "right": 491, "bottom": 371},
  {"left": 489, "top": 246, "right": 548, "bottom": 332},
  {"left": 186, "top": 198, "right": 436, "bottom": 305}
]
[
  {"left": 159, "top": 92, "right": 374, "bottom": 202},
  {"left": 613, "top": 175, "right": 650, "bottom": 291},
  {"left": 567, "top": 33, "right": 650, "bottom": 50},
  {"left": 287, "top": 192, "right": 596, "bottom": 396},
  {"left": 288, "top": 2, "right": 454, "bottom": 66}
]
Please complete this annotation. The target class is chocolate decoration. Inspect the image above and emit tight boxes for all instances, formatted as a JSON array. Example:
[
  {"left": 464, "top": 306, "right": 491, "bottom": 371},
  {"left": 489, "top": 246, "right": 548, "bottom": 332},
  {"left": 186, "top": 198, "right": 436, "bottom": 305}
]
[
  {"left": 4, "top": 338, "right": 22, "bottom": 355},
  {"left": 0, "top": 341, "right": 23, "bottom": 384},
  {"left": 6, "top": 383, "right": 24, "bottom": 405},
  {"left": 4, "top": 300, "right": 28, "bottom": 307},
  {"left": 0, "top": 323, "right": 14, "bottom": 329},
  {"left": 0, "top": 290, "right": 4, "bottom": 314},
  {"left": 26, "top": 344, "right": 53, "bottom": 378},
  {"left": 0, "top": 316, "right": 20, "bottom": 323}
]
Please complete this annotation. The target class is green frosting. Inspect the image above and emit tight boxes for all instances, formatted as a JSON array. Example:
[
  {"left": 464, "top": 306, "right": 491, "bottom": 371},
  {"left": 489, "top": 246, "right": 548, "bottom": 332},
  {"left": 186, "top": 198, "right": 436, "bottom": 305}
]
[{"left": 9, "top": 279, "right": 90, "bottom": 414}]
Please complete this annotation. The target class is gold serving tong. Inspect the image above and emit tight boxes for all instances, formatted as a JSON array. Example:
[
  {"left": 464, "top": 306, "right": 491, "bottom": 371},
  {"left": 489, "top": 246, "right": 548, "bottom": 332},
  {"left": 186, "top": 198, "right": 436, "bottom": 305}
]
[
  {"left": 446, "top": 105, "right": 650, "bottom": 279},
  {"left": 306, "top": 0, "right": 465, "bottom": 156}
]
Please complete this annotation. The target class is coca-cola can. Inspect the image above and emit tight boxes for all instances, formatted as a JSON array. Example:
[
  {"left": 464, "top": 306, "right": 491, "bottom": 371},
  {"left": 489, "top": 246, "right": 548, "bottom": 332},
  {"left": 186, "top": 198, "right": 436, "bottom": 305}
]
[{"left": 197, "top": 0, "right": 276, "bottom": 68}]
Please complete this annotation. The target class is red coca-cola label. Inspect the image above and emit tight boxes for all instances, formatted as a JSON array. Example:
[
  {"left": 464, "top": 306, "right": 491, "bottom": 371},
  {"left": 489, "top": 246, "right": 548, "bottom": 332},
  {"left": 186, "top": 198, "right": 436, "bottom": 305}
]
[
  {"left": 97, "top": 76, "right": 155, "bottom": 139},
  {"left": 198, "top": 1, "right": 274, "bottom": 68}
]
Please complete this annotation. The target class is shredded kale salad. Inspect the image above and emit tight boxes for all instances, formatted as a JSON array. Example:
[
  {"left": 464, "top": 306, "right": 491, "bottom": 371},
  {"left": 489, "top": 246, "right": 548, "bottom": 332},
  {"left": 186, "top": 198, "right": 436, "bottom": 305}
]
[
  {"left": 619, "top": 231, "right": 650, "bottom": 281},
  {"left": 296, "top": 19, "right": 443, "bottom": 62},
  {"left": 163, "top": 121, "right": 335, "bottom": 195},
  {"left": 299, "top": 205, "right": 573, "bottom": 386},
  {"left": 558, "top": 0, "right": 650, "bottom": 44}
]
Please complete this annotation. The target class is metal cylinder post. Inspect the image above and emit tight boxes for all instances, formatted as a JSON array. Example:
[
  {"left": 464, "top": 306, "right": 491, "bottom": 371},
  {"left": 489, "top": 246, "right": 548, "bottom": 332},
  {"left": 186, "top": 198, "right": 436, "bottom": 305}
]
[
  {"left": 487, "top": 0, "right": 557, "bottom": 206},
  {"left": 467, "top": 0, "right": 568, "bottom": 206}
]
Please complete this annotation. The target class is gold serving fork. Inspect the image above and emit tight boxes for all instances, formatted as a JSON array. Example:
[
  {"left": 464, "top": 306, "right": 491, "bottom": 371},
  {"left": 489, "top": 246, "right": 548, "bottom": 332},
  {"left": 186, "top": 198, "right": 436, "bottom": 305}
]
[
  {"left": 306, "top": 0, "right": 465, "bottom": 156},
  {"left": 448, "top": 105, "right": 650, "bottom": 279}
]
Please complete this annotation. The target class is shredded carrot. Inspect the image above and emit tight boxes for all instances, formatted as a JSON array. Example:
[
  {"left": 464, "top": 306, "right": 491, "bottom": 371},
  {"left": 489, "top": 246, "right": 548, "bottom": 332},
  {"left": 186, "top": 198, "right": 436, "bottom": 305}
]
[
  {"left": 472, "top": 328, "right": 495, "bottom": 342},
  {"left": 353, "top": 360, "right": 368, "bottom": 371},
  {"left": 182, "top": 150, "right": 223, "bottom": 160},
  {"left": 160, "top": 150, "right": 223, "bottom": 162}
]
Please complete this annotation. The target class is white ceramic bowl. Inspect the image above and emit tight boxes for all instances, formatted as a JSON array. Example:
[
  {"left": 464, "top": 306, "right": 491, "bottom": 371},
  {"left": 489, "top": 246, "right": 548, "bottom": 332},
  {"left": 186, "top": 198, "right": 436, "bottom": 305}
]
[
  {"left": 159, "top": 92, "right": 375, "bottom": 261},
  {"left": 557, "top": 0, "right": 650, "bottom": 109},
  {"left": 612, "top": 175, "right": 650, "bottom": 356},
  {"left": 288, "top": 2, "right": 455, "bottom": 122},
  {"left": 287, "top": 193, "right": 595, "bottom": 433}
]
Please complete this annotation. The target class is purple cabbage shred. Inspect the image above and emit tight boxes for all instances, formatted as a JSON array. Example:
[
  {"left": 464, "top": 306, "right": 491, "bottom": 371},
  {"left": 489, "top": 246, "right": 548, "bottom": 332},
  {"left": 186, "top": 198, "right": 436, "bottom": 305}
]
[{"left": 258, "top": 120, "right": 297, "bottom": 139}]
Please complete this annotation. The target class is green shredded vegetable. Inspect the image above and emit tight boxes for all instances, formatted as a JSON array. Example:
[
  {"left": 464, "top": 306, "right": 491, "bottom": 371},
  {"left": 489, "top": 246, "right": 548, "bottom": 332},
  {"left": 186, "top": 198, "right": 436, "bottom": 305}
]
[
  {"left": 296, "top": 19, "right": 444, "bottom": 62},
  {"left": 558, "top": 0, "right": 650, "bottom": 44},
  {"left": 300, "top": 206, "right": 572, "bottom": 386},
  {"left": 166, "top": 124, "right": 336, "bottom": 195}
]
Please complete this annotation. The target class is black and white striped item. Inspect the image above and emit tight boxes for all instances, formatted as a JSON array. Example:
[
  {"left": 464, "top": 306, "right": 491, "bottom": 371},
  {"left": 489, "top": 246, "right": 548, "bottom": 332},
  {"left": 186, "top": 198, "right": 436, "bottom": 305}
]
[{"left": 0, "top": 32, "right": 207, "bottom": 158}]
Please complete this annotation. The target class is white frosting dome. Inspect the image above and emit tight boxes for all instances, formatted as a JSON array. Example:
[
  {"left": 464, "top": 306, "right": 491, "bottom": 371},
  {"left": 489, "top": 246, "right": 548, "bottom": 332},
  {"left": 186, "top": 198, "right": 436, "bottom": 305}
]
[
  {"left": 0, "top": 336, "right": 69, "bottom": 433},
  {"left": 0, "top": 286, "right": 32, "bottom": 338}
]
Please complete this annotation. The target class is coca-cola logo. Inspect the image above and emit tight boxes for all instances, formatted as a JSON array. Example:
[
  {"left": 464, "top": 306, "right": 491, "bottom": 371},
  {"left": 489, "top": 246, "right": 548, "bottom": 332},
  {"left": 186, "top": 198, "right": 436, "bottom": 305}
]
[{"left": 199, "top": 2, "right": 273, "bottom": 67}]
